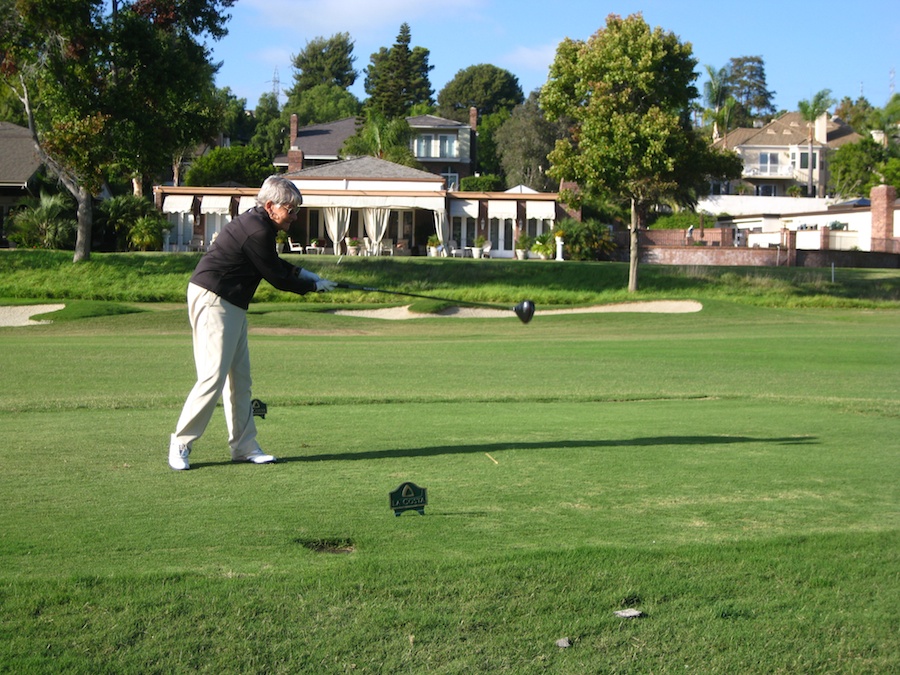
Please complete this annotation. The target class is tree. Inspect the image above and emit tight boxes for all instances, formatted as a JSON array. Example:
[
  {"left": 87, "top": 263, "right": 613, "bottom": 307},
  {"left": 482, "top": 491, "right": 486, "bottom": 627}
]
[
  {"left": 364, "top": 23, "right": 433, "bottom": 118},
  {"left": 285, "top": 82, "right": 361, "bottom": 128},
  {"left": 798, "top": 88, "right": 835, "bottom": 197},
  {"left": 184, "top": 145, "right": 272, "bottom": 187},
  {"left": 866, "top": 93, "right": 900, "bottom": 148},
  {"left": 217, "top": 87, "right": 255, "bottom": 146},
  {"left": 701, "top": 64, "right": 730, "bottom": 140},
  {"left": 247, "top": 91, "right": 285, "bottom": 160},
  {"left": 436, "top": 64, "right": 524, "bottom": 123},
  {"left": 834, "top": 96, "right": 874, "bottom": 133},
  {"left": 541, "top": 13, "right": 742, "bottom": 292},
  {"left": 494, "top": 91, "right": 567, "bottom": 191},
  {"left": 724, "top": 56, "right": 775, "bottom": 121},
  {"left": 340, "top": 111, "right": 418, "bottom": 167},
  {"left": 288, "top": 33, "right": 357, "bottom": 96},
  {"left": 0, "top": 0, "right": 233, "bottom": 261},
  {"left": 828, "top": 137, "right": 889, "bottom": 198}
]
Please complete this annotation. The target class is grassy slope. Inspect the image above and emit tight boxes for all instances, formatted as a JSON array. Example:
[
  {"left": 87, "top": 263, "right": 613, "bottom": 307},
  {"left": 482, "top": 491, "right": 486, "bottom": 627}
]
[{"left": 0, "top": 251, "right": 898, "bottom": 673}]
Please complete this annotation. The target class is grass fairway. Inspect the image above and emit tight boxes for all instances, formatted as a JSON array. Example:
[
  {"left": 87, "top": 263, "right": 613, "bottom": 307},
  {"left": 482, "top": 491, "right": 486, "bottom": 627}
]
[{"left": 1, "top": 256, "right": 898, "bottom": 673}]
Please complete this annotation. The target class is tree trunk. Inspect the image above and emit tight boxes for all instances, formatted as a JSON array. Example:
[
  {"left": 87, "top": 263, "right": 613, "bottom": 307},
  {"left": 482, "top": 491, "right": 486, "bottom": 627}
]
[
  {"left": 806, "top": 134, "right": 814, "bottom": 197},
  {"left": 132, "top": 175, "right": 143, "bottom": 197},
  {"left": 73, "top": 186, "right": 93, "bottom": 262},
  {"left": 628, "top": 197, "right": 639, "bottom": 292}
]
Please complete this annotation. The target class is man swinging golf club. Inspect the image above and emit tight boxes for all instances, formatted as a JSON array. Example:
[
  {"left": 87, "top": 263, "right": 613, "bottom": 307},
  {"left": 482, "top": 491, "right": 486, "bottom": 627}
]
[{"left": 168, "top": 175, "right": 336, "bottom": 470}]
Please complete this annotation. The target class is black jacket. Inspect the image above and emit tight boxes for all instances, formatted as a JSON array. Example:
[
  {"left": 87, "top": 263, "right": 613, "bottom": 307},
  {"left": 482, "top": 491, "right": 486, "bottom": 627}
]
[{"left": 189, "top": 207, "right": 315, "bottom": 309}]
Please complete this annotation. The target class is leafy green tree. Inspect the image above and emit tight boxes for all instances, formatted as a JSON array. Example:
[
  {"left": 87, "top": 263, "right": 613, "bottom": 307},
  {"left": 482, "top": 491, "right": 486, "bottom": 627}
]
[
  {"left": 248, "top": 91, "right": 286, "bottom": 160},
  {"left": 216, "top": 87, "right": 255, "bottom": 146},
  {"left": 542, "top": 13, "right": 742, "bottom": 291},
  {"left": 286, "top": 82, "right": 361, "bottom": 128},
  {"left": 288, "top": 33, "right": 357, "bottom": 96},
  {"left": 798, "top": 89, "right": 835, "bottom": 197},
  {"left": 494, "top": 91, "right": 567, "bottom": 191},
  {"left": 0, "top": 0, "right": 233, "bottom": 261},
  {"left": 364, "top": 24, "right": 433, "bottom": 118},
  {"left": 866, "top": 93, "right": 900, "bottom": 148},
  {"left": 185, "top": 146, "right": 272, "bottom": 187},
  {"left": 724, "top": 56, "right": 775, "bottom": 121},
  {"left": 436, "top": 64, "right": 524, "bottom": 123},
  {"left": 473, "top": 109, "right": 510, "bottom": 177},
  {"left": 834, "top": 96, "right": 874, "bottom": 133},
  {"left": 829, "top": 136, "right": 897, "bottom": 198},
  {"left": 340, "top": 111, "right": 418, "bottom": 167}
]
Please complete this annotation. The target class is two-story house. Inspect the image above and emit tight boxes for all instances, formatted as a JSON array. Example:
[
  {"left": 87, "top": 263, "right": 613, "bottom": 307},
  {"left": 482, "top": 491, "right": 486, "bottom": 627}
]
[
  {"left": 712, "top": 112, "right": 861, "bottom": 198},
  {"left": 281, "top": 109, "right": 477, "bottom": 189}
]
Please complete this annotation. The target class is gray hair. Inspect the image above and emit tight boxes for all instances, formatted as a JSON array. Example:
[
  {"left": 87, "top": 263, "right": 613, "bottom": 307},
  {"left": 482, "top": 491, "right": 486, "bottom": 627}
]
[{"left": 256, "top": 175, "right": 303, "bottom": 209}]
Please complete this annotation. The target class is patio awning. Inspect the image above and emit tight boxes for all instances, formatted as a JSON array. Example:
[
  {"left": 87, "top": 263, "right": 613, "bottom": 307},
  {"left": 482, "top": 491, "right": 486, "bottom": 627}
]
[
  {"left": 237, "top": 196, "right": 257, "bottom": 213},
  {"left": 449, "top": 199, "right": 479, "bottom": 218},
  {"left": 488, "top": 200, "right": 518, "bottom": 220},
  {"left": 162, "top": 195, "right": 195, "bottom": 213},
  {"left": 526, "top": 200, "right": 556, "bottom": 220},
  {"left": 200, "top": 195, "right": 232, "bottom": 214}
]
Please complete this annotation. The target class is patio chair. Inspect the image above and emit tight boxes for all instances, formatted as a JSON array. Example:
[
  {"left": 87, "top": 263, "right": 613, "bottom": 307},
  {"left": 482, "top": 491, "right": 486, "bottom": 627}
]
[
  {"left": 379, "top": 238, "right": 394, "bottom": 256},
  {"left": 287, "top": 237, "right": 303, "bottom": 252},
  {"left": 448, "top": 240, "right": 465, "bottom": 257},
  {"left": 482, "top": 240, "right": 492, "bottom": 258}
]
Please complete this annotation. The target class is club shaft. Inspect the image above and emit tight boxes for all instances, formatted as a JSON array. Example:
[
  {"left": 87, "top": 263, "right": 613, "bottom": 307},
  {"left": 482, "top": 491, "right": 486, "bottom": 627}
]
[{"left": 336, "top": 282, "right": 511, "bottom": 312}]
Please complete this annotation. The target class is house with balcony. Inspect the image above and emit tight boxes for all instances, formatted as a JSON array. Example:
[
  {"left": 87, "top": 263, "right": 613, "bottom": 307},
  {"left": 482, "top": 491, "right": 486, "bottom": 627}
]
[
  {"left": 281, "top": 110, "right": 477, "bottom": 190},
  {"left": 712, "top": 112, "right": 861, "bottom": 198}
]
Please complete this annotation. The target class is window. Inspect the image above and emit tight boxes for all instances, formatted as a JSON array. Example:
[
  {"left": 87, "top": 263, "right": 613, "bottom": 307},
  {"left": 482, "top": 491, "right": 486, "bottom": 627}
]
[
  {"left": 441, "top": 167, "right": 459, "bottom": 190},
  {"left": 757, "top": 184, "right": 777, "bottom": 197},
  {"left": 800, "top": 152, "right": 817, "bottom": 170},
  {"left": 439, "top": 134, "right": 457, "bottom": 158},
  {"left": 415, "top": 134, "right": 433, "bottom": 158},
  {"left": 758, "top": 152, "right": 779, "bottom": 174}
]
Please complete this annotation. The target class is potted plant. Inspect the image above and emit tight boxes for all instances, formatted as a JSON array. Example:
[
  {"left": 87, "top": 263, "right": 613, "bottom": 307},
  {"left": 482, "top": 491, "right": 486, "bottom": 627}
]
[
  {"left": 347, "top": 237, "right": 361, "bottom": 255},
  {"left": 427, "top": 234, "right": 441, "bottom": 257},
  {"left": 473, "top": 235, "right": 486, "bottom": 259},
  {"left": 310, "top": 238, "right": 320, "bottom": 247},
  {"left": 275, "top": 229, "right": 288, "bottom": 253},
  {"left": 530, "top": 232, "right": 554, "bottom": 260},
  {"left": 514, "top": 233, "right": 533, "bottom": 260}
]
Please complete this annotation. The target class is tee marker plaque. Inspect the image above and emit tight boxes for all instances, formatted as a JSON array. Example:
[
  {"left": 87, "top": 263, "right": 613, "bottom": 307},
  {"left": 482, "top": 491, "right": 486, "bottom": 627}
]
[{"left": 390, "top": 482, "right": 427, "bottom": 516}]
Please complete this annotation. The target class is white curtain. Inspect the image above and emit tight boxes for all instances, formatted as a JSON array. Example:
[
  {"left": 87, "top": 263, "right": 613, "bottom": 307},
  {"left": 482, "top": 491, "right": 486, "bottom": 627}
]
[
  {"left": 363, "top": 207, "right": 391, "bottom": 255},
  {"left": 324, "top": 207, "right": 351, "bottom": 253},
  {"left": 433, "top": 210, "right": 449, "bottom": 256}
]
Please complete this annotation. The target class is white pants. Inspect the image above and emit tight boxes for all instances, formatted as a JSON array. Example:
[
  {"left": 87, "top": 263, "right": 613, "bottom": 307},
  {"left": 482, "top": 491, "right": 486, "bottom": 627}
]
[{"left": 173, "top": 283, "right": 259, "bottom": 456}]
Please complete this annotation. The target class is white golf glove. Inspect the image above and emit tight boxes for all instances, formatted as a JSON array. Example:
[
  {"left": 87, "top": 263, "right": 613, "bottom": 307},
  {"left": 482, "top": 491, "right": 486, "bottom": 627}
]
[
  {"left": 315, "top": 279, "right": 337, "bottom": 293},
  {"left": 296, "top": 267, "right": 321, "bottom": 282}
]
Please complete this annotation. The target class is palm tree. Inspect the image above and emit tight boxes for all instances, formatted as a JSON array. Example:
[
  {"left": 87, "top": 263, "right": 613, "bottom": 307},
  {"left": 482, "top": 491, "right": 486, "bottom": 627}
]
[
  {"left": 702, "top": 65, "right": 730, "bottom": 140},
  {"left": 798, "top": 89, "right": 835, "bottom": 196},
  {"left": 341, "top": 111, "right": 419, "bottom": 167}
]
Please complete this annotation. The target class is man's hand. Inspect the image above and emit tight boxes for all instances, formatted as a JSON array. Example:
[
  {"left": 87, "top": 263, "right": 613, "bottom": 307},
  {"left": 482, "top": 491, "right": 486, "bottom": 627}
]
[
  {"left": 315, "top": 279, "right": 337, "bottom": 292},
  {"left": 296, "top": 267, "right": 321, "bottom": 282}
]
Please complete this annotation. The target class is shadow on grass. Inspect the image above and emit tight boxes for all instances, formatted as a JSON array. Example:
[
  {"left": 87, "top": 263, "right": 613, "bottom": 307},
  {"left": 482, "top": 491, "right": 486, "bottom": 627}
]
[{"left": 273, "top": 434, "right": 818, "bottom": 464}]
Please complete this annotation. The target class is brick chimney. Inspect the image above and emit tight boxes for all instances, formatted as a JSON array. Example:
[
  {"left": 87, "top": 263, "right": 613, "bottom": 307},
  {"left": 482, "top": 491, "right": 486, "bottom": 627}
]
[
  {"left": 287, "top": 113, "right": 304, "bottom": 172},
  {"left": 870, "top": 184, "right": 897, "bottom": 252}
]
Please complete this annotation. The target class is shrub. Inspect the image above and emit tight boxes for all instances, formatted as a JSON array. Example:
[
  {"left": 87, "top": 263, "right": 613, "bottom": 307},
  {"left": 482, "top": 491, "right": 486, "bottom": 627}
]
[
  {"left": 97, "top": 194, "right": 166, "bottom": 251},
  {"left": 557, "top": 218, "right": 617, "bottom": 261},
  {"left": 7, "top": 192, "right": 77, "bottom": 250},
  {"left": 460, "top": 174, "right": 503, "bottom": 192},
  {"left": 128, "top": 215, "right": 167, "bottom": 251}
]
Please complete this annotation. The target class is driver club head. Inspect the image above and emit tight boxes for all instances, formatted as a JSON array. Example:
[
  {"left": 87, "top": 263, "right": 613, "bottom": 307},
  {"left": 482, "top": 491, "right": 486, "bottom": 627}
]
[{"left": 514, "top": 300, "right": 535, "bottom": 324}]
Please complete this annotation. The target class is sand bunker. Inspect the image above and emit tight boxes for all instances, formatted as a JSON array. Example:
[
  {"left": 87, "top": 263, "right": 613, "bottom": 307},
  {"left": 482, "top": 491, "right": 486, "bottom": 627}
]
[
  {"left": 0, "top": 304, "right": 66, "bottom": 327},
  {"left": 332, "top": 300, "right": 702, "bottom": 320}
]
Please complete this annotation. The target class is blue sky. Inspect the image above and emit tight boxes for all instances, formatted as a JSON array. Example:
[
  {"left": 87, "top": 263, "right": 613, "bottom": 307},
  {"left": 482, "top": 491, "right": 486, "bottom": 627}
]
[{"left": 210, "top": 0, "right": 898, "bottom": 115}]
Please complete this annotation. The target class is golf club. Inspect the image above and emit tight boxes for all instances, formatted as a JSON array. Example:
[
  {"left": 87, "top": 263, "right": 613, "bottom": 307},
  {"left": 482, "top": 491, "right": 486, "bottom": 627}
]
[{"left": 335, "top": 282, "right": 535, "bottom": 324}]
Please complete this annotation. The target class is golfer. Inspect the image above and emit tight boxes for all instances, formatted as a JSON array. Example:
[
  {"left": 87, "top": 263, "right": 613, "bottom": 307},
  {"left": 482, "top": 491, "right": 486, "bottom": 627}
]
[{"left": 168, "top": 175, "right": 335, "bottom": 470}]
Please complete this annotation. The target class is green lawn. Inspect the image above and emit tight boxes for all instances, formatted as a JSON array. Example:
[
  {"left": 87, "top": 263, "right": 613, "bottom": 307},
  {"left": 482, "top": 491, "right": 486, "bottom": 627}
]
[{"left": 0, "top": 253, "right": 898, "bottom": 673}]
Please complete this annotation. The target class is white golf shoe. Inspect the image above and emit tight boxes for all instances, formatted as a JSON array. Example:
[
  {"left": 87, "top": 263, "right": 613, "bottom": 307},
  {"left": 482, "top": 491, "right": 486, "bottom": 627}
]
[
  {"left": 232, "top": 448, "right": 276, "bottom": 464},
  {"left": 168, "top": 435, "right": 190, "bottom": 470}
]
